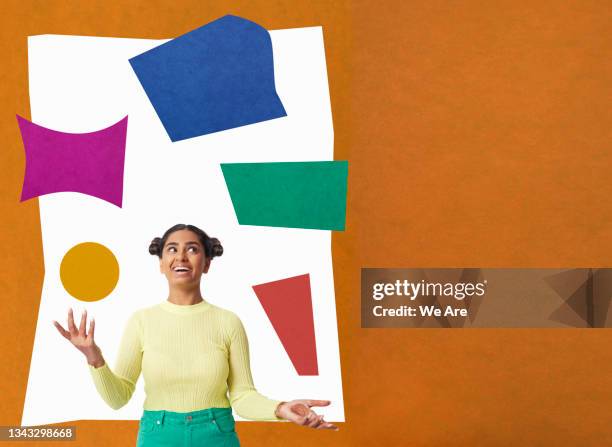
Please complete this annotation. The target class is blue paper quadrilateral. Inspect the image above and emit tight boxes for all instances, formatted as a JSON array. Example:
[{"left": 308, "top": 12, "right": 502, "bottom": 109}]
[
  {"left": 129, "top": 15, "right": 287, "bottom": 142},
  {"left": 221, "top": 161, "right": 348, "bottom": 231}
]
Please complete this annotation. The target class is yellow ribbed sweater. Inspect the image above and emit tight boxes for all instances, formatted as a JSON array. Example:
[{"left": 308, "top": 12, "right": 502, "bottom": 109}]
[{"left": 88, "top": 299, "right": 282, "bottom": 421}]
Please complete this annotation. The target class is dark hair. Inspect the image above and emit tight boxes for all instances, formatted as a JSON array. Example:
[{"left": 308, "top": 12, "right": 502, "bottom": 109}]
[{"left": 148, "top": 224, "right": 223, "bottom": 259}]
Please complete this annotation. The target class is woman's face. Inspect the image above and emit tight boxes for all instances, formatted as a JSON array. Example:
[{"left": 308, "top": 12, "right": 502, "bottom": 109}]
[{"left": 159, "top": 229, "right": 210, "bottom": 286}]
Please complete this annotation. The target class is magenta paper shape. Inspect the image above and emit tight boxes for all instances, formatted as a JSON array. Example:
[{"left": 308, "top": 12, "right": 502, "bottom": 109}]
[
  {"left": 252, "top": 274, "right": 319, "bottom": 376},
  {"left": 17, "top": 115, "right": 128, "bottom": 207}
]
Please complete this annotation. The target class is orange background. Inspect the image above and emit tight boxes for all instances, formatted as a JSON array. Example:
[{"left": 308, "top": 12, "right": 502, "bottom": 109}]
[{"left": 1, "top": 1, "right": 611, "bottom": 445}]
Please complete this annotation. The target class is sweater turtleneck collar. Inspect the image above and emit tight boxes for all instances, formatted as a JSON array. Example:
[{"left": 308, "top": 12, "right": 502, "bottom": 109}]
[{"left": 160, "top": 299, "right": 211, "bottom": 315}]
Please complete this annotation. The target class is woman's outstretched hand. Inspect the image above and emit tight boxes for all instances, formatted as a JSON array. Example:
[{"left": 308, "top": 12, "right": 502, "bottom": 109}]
[
  {"left": 53, "top": 308, "right": 105, "bottom": 368},
  {"left": 275, "top": 399, "right": 338, "bottom": 431}
]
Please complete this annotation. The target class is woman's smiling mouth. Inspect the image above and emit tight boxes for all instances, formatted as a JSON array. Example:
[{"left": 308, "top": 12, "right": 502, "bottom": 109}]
[{"left": 172, "top": 265, "right": 192, "bottom": 275}]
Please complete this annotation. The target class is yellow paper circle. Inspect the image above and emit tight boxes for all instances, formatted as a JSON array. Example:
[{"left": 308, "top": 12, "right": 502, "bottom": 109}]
[{"left": 60, "top": 242, "right": 119, "bottom": 302}]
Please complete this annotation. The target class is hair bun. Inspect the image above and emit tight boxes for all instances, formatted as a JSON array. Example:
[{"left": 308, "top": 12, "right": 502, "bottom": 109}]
[
  {"left": 149, "top": 237, "right": 162, "bottom": 256},
  {"left": 209, "top": 238, "right": 224, "bottom": 258}
]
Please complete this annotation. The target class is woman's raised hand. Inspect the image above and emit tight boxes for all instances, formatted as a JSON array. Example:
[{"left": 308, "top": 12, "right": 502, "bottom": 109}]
[
  {"left": 53, "top": 308, "right": 105, "bottom": 368},
  {"left": 275, "top": 399, "right": 338, "bottom": 430}
]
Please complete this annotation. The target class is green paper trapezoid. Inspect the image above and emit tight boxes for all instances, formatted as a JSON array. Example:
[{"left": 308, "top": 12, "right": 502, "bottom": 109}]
[{"left": 221, "top": 161, "right": 348, "bottom": 231}]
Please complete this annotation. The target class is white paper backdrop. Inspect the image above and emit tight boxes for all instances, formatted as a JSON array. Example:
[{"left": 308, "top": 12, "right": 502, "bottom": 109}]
[{"left": 22, "top": 27, "right": 344, "bottom": 425}]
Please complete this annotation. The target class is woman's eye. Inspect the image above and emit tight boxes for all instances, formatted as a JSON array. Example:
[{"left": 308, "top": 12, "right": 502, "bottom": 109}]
[{"left": 166, "top": 246, "right": 197, "bottom": 252}]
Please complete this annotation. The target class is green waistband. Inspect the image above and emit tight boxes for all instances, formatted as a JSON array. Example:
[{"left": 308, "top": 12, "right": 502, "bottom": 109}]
[{"left": 142, "top": 407, "right": 233, "bottom": 424}]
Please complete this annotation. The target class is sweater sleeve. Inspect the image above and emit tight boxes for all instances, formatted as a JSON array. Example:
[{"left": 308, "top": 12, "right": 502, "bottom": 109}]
[
  {"left": 226, "top": 313, "right": 283, "bottom": 421},
  {"left": 88, "top": 311, "right": 143, "bottom": 410}
]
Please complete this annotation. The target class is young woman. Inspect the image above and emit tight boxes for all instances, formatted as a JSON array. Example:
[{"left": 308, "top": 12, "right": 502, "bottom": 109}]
[{"left": 54, "top": 223, "right": 337, "bottom": 446}]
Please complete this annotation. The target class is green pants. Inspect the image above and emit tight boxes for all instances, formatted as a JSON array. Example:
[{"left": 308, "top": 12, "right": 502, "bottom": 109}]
[{"left": 136, "top": 407, "right": 240, "bottom": 447}]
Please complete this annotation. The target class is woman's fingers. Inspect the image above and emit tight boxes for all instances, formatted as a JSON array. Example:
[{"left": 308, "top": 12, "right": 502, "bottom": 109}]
[
  {"left": 302, "top": 411, "right": 324, "bottom": 429},
  {"left": 60, "top": 309, "right": 94, "bottom": 344},
  {"left": 306, "top": 399, "right": 331, "bottom": 408},
  {"left": 79, "top": 310, "right": 87, "bottom": 337},
  {"left": 300, "top": 400, "right": 339, "bottom": 430},
  {"left": 67, "top": 308, "right": 78, "bottom": 336},
  {"left": 53, "top": 321, "right": 71, "bottom": 340},
  {"left": 300, "top": 412, "right": 314, "bottom": 426},
  {"left": 319, "top": 421, "right": 339, "bottom": 431},
  {"left": 308, "top": 413, "right": 338, "bottom": 430},
  {"left": 278, "top": 400, "right": 338, "bottom": 431},
  {"left": 87, "top": 318, "right": 95, "bottom": 342},
  {"left": 308, "top": 414, "right": 324, "bottom": 429}
]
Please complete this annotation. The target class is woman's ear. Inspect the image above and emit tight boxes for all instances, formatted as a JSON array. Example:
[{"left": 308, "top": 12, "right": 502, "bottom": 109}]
[
  {"left": 159, "top": 257, "right": 164, "bottom": 273},
  {"left": 203, "top": 257, "right": 211, "bottom": 274}
]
